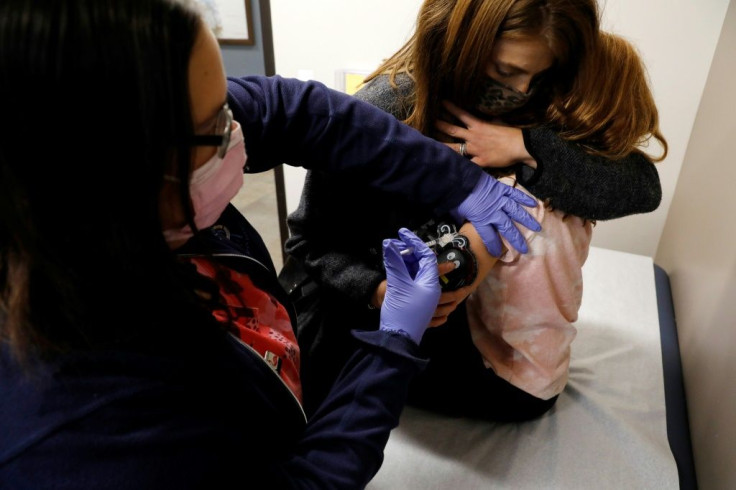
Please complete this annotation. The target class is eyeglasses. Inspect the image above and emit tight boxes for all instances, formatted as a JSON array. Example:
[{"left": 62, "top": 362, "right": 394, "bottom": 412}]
[{"left": 190, "top": 102, "right": 233, "bottom": 158}]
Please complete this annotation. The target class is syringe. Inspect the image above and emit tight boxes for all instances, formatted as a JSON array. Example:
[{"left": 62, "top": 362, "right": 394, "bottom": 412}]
[{"left": 398, "top": 238, "right": 439, "bottom": 256}]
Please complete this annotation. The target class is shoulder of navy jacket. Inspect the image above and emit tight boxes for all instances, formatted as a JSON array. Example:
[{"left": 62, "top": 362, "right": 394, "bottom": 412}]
[
  {"left": 194, "top": 226, "right": 246, "bottom": 257},
  {"left": 209, "top": 224, "right": 231, "bottom": 241}
]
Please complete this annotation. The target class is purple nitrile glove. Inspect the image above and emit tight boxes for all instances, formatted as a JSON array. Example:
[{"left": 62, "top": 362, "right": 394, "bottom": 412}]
[
  {"left": 379, "top": 228, "right": 441, "bottom": 345},
  {"left": 449, "top": 173, "right": 541, "bottom": 257}
]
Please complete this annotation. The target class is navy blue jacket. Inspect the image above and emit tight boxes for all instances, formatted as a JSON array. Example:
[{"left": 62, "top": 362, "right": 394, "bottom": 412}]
[{"left": 0, "top": 76, "right": 488, "bottom": 489}]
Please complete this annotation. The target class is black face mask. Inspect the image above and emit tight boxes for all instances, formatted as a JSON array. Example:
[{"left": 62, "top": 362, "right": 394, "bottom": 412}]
[{"left": 474, "top": 76, "right": 535, "bottom": 116}]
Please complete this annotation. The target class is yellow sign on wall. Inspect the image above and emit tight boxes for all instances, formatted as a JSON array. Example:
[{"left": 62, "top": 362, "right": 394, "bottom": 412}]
[
  {"left": 344, "top": 73, "right": 367, "bottom": 95},
  {"left": 336, "top": 69, "right": 372, "bottom": 95}
]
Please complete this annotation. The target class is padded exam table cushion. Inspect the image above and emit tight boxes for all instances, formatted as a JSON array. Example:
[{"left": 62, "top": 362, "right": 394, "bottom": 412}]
[{"left": 368, "top": 246, "right": 682, "bottom": 489}]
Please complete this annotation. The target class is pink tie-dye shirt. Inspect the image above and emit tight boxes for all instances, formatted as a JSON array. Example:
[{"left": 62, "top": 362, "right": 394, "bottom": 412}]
[{"left": 466, "top": 177, "right": 593, "bottom": 400}]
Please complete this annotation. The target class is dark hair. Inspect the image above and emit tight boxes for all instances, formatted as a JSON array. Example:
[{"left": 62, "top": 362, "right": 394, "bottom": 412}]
[{"left": 0, "top": 0, "right": 214, "bottom": 363}]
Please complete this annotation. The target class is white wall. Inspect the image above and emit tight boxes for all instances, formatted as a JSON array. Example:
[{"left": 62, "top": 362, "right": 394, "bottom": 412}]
[
  {"left": 270, "top": 0, "right": 424, "bottom": 223},
  {"left": 270, "top": 0, "right": 729, "bottom": 257},
  {"left": 593, "top": 0, "right": 729, "bottom": 256},
  {"left": 656, "top": 0, "right": 736, "bottom": 487}
]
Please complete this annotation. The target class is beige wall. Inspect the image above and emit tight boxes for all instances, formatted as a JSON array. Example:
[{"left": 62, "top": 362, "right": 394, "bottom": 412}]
[{"left": 655, "top": 1, "right": 736, "bottom": 488}]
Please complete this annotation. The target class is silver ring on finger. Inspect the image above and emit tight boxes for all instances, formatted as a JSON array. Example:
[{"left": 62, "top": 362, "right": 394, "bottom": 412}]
[{"left": 459, "top": 141, "right": 467, "bottom": 157}]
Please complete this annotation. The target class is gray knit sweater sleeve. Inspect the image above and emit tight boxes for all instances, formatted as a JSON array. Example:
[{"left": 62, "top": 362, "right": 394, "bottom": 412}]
[
  {"left": 518, "top": 127, "right": 662, "bottom": 220},
  {"left": 284, "top": 170, "right": 386, "bottom": 304}
]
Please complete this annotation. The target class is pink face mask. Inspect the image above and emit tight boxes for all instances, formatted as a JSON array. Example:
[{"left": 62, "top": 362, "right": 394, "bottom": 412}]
[{"left": 163, "top": 121, "right": 246, "bottom": 245}]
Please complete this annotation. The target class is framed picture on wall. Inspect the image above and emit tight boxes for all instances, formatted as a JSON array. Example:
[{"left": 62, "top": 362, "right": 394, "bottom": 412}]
[{"left": 197, "top": 0, "right": 254, "bottom": 45}]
